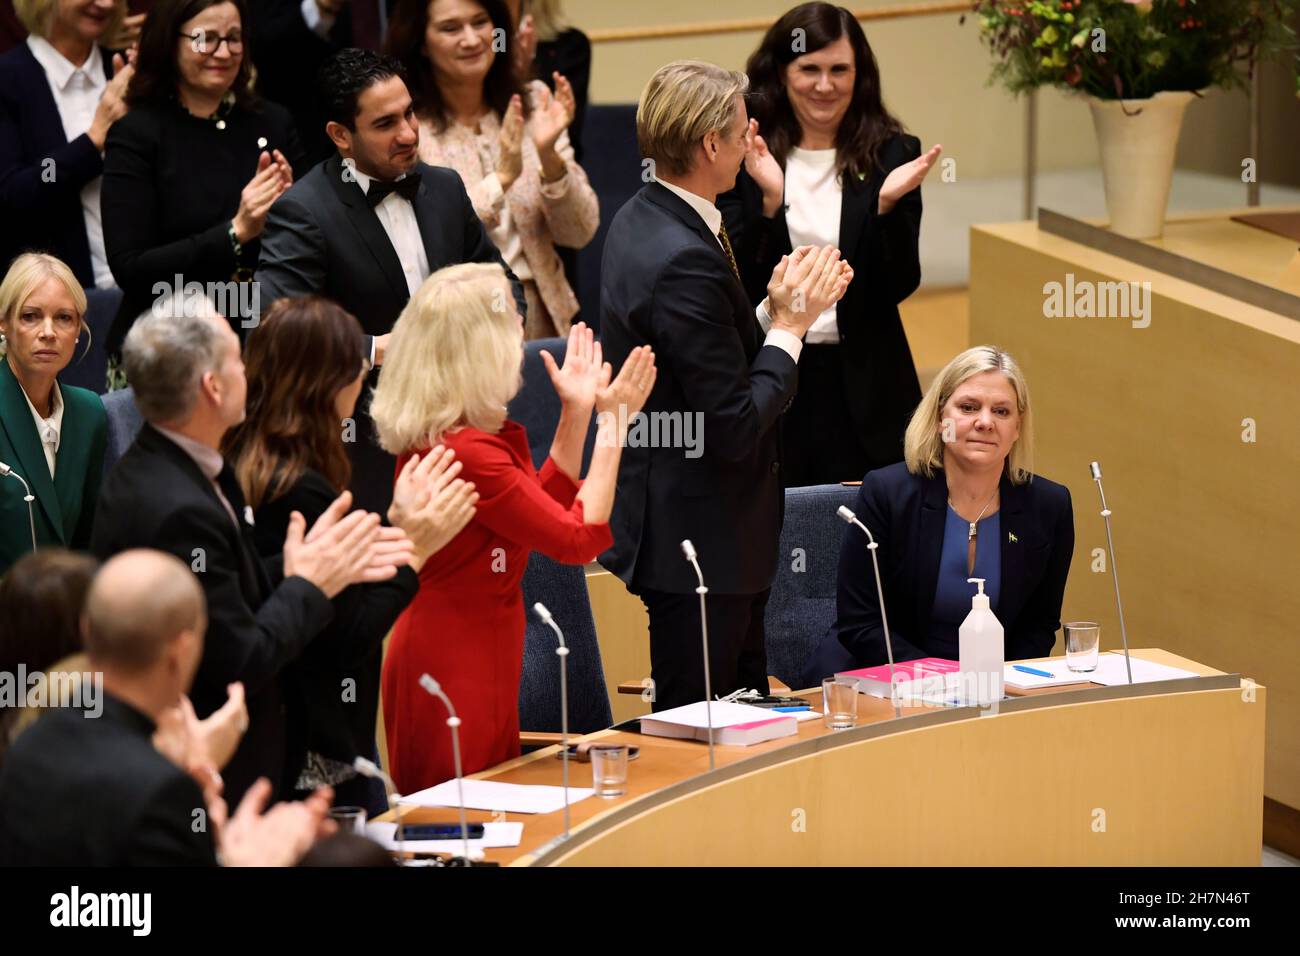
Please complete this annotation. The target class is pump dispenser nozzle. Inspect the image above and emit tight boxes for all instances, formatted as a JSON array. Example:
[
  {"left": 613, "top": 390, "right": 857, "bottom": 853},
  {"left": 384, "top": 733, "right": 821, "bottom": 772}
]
[{"left": 967, "top": 577, "right": 990, "bottom": 609}]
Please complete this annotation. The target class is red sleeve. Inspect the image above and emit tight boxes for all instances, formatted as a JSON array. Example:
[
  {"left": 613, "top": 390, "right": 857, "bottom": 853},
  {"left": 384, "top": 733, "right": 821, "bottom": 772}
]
[
  {"left": 537, "top": 456, "right": 580, "bottom": 508},
  {"left": 456, "top": 434, "right": 612, "bottom": 565}
]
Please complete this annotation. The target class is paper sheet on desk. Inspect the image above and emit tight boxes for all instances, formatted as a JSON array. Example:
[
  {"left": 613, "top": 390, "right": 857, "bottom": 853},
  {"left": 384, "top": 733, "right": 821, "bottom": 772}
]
[
  {"left": 1088, "top": 654, "right": 1200, "bottom": 686},
  {"left": 397, "top": 779, "right": 594, "bottom": 814},
  {"left": 365, "top": 821, "right": 524, "bottom": 853}
]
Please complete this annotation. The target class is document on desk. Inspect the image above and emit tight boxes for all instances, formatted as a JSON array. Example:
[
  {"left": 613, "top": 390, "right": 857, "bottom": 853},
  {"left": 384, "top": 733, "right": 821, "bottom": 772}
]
[
  {"left": 397, "top": 779, "right": 594, "bottom": 814},
  {"left": 1003, "top": 660, "right": 1093, "bottom": 689},
  {"left": 1088, "top": 654, "right": 1201, "bottom": 686},
  {"left": 365, "top": 821, "right": 525, "bottom": 853}
]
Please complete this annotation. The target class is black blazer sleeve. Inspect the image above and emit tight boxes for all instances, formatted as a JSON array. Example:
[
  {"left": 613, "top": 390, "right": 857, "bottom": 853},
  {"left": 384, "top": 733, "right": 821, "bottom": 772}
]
[
  {"left": 127, "top": 772, "right": 219, "bottom": 866},
  {"left": 255, "top": 188, "right": 328, "bottom": 306},
  {"left": 0, "top": 91, "right": 103, "bottom": 213},
  {"left": 68, "top": 398, "right": 108, "bottom": 550},
  {"left": 102, "top": 111, "right": 237, "bottom": 295},
  {"left": 834, "top": 471, "right": 928, "bottom": 664},
  {"left": 653, "top": 247, "right": 797, "bottom": 462},
  {"left": 158, "top": 502, "right": 333, "bottom": 698},
  {"left": 864, "top": 134, "right": 923, "bottom": 306},
  {"left": 1007, "top": 485, "right": 1074, "bottom": 660}
]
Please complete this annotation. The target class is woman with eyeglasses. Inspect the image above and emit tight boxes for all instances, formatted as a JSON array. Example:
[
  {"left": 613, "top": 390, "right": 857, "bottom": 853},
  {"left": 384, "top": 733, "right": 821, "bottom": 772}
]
[{"left": 100, "top": 0, "right": 304, "bottom": 382}]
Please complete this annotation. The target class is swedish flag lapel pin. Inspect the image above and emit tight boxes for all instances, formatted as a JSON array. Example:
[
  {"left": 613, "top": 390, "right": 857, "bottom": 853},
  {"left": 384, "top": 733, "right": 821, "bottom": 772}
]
[{"left": 1008, "top": 532, "right": 1018, "bottom": 543}]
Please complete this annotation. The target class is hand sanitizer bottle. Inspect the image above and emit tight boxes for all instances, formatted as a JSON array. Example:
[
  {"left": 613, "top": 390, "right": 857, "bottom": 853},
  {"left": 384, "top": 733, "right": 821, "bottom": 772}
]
[{"left": 959, "top": 578, "right": 1004, "bottom": 708}]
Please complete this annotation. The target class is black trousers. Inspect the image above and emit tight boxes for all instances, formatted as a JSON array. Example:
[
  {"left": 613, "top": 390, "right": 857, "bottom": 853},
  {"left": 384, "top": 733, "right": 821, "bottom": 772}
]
[
  {"left": 781, "top": 343, "right": 873, "bottom": 488},
  {"left": 639, "top": 588, "right": 771, "bottom": 712}
]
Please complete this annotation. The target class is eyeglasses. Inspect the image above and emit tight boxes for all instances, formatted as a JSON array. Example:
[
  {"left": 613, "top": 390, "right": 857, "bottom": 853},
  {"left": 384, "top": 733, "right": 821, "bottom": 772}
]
[{"left": 180, "top": 30, "right": 244, "bottom": 56}]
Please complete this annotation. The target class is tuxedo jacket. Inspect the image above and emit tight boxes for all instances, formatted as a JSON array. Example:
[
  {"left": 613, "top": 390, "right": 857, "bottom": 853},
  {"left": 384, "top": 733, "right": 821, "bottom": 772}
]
[
  {"left": 256, "top": 154, "right": 524, "bottom": 513},
  {"left": 598, "top": 182, "right": 798, "bottom": 596},
  {"left": 0, "top": 694, "right": 218, "bottom": 866},
  {"left": 0, "top": 42, "right": 112, "bottom": 286},
  {"left": 0, "top": 359, "right": 106, "bottom": 576},
  {"left": 719, "top": 133, "right": 924, "bottom": 466},
  {"left": 834, "top": 462, "right": 1075, "bottom": 667},
  {"left": 91, "top": 423, "right": 334, "bottom": 803}
]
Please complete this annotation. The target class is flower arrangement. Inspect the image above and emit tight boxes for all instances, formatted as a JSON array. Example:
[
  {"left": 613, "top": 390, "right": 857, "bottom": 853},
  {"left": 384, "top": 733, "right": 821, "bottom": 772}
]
[{"left": 970, "top": 0, "right": 1300, "bottom": 99}]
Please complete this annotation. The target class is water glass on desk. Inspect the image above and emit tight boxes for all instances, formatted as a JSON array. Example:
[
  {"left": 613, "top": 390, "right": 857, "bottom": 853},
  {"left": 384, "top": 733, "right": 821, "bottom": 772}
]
[
  {"left": 591, "top": 743, "right": 629, "bottom": 797},
  {"left": 328, "top": 806, "right": 367, "bottom": 835},
  {"left": 1064, "top": 622, "right": 1101, "bottom": 673},
  {"left": 822, "top": 677, "right": 859, "bottom": 730}
]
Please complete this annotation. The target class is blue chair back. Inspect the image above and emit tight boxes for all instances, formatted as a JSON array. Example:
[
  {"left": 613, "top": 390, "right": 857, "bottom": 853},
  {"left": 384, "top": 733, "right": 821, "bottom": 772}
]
[
  {"left": 60, "top": 287, "right": 122, "bottom": 394},
  {"left": 101, "top": 387, "right": 143, "bottom": 477},
  {"left": 518, "top": 552, "right": 612, "bottom": 734},
  {"left": 506, "top": 337, "right": 596, "bottom": 472},
  {"left": 574, "top": 104, "right": 642, "bottom": 330},
  {"left": 764, "top": 483, "right": 860, "bottom": 689}
]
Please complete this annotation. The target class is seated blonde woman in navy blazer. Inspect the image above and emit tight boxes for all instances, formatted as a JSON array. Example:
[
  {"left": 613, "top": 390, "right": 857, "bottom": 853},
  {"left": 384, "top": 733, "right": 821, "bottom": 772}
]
[
  {"left": 805, "top": 345, "right": 1074, "bottom": 682},
  {"left": 0, "top": 252, "right": 107, "bottom": 577}
]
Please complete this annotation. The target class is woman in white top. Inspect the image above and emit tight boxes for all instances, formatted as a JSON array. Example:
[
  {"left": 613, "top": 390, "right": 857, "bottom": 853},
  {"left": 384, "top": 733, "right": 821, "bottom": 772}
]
[
  {"left": 720, "top": 1, "right": 942, "bottom": 486},
  {"left": 386, "top": 0, "right": 598, "bottom": 340},
  {"left": 0, "top": 0, "right": 135, "bottom": 289}
]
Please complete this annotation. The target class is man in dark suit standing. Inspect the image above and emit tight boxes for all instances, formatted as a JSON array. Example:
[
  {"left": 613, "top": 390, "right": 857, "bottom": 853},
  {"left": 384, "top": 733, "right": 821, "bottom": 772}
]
[
  {"left": 251, "top": 0, "right": 395, "bottom": 165},
  {"left": 256, "top": 48, "right": 524, "bottom": 514},
  {"left": 599, "top": 60, "right": 852, "bottom": 712},
  {"left": 91, "top": 293, "right": 407, "bottom": 805},
  {"left": 0, "top": 549, "right": 331, "bottom": 866}
]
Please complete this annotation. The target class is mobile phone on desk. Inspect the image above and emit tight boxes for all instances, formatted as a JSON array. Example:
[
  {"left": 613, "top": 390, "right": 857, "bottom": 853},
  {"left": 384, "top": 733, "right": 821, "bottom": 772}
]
[{"left": 396, "top": 823, "right": 486, "bottom": 841}]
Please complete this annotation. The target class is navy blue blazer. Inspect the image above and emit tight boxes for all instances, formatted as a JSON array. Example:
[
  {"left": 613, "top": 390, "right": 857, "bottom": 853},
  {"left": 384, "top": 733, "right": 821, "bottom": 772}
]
[
  {"left": 820, "top": 461, "right": 1074, "bottom": 675},
  {"left": 0, "top": 42, "right": 112, "bottom": 286},
  {"left": 598, "top": 181, "right": 798, "bottom": 595}
]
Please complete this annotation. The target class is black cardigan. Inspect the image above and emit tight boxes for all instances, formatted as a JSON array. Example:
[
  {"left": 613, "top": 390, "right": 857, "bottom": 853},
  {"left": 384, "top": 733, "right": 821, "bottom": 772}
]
[
  {"left": 718, "top": 132, "right": 925, "bottom": 468},
  {"left": 252, "top": 467, "right": 418, "bottom": 796},
  {"left": 101, "top": 96, "right": 304, "bottom": 354}
]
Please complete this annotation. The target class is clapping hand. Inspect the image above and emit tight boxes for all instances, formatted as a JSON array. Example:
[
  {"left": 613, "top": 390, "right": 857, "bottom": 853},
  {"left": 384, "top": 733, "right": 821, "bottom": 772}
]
[
  {"left": 766, "top": 244, "right": 854, "bottom": 338},
  {"left": 878, "top": 143, "right": 942, "bottom": 215},
  {"left": 497, "top": 95, "right": 525, "bottom": 191},
  {"left": 232, "top": 150, "right": 293, "bottom": 244},
  {"left": 389, "top": 447, "right": 479, "bottom": 569},
  {"left": 744, "top": 118, "right": 784, "bottom": 218},
  {"left": 541, "top": 322, "right": 601, "bottom": 416},
  {"left": 218, "top": 779, "right": 336, "bottom": 866},
  {"left": 596, "top": 345, "right": 657, "bottom": 421},
  {"left": 531, "top": 73, "right": 576, "bottom": 156}
]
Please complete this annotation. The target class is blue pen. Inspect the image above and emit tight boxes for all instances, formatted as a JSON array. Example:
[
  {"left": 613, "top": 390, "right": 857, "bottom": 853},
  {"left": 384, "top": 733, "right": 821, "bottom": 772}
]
[
  {"left": 773, "top": 705, "right": 811, "bottom": 712},
  {"left": 1012, "top": 664, "right": 1054, "bottom": 678}
]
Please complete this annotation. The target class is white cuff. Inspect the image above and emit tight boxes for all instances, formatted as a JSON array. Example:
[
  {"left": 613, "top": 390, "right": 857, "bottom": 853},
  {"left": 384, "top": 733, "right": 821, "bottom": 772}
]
[
  {"left": 301, "top": 0, "right": 335, "bottom": 38},
  {"left": 368, "top": 336, "right": 377, "bottom": 368},
  {"left": 755, "top": 298, "right": 772, "bottom": 334},
  {"left": 764, "top": 327, "right": 802, "bottom": 365}
]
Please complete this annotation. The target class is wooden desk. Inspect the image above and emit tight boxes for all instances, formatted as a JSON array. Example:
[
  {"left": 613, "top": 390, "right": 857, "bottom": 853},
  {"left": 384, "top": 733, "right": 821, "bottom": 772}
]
[{"left": 379, "top": 649, "right": 1264, "bottom": 866}]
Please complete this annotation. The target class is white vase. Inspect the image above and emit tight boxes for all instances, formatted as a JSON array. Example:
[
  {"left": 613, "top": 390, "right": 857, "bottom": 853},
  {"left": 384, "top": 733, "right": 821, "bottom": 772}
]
[{"left": 1087, "top": 90, "right": 1196, "bottom": 239}]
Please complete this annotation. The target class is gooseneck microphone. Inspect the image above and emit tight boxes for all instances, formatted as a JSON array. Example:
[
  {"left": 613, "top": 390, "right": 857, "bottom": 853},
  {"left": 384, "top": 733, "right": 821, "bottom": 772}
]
[
  {"left": 1089, "top": 462, "right": 1134, "bottom": 684},
  {"left": 836, "top": 506, "right": 901, "bottom": 717},
  {"left": 679, "top": 539, "right": 716, "bottom": 770},
  {"left": 0, "top": 461, "right": 37, "bottom": 553},
  {"left": 352, "top": 756, "right": 410, "bottom": 864},
  {"left": 417, "top": 673, "right": 471, "bottom": 860},
  {"left": 532, "top": 602, "right": 571, "bottom": 840}
]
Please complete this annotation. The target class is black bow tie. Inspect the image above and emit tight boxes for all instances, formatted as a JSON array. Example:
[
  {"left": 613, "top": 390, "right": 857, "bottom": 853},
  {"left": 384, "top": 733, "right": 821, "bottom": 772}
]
[{"left": 366, "top": 173, "right": 420, "bottom": 207}]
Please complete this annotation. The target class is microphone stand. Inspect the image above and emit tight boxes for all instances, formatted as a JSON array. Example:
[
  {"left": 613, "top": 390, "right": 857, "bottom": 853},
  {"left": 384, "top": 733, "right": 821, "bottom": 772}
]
[
  {"left": 679, "top": 539, "right": 715, "bottom": 770},
  {"left": 417, "top": 674, "right": 471, "bottom": 860},
  {"left": 1089, "top": 462, "right": 1133, "bottom": 684},
  {"left": 532, "top": 602, "right": 571, "bottom": 840},
  {"left": 0, "top": 462, "right": 37, "bottom": 553},
  {"left": 836, "top": 506, "right": 902, "bottom": 718}
]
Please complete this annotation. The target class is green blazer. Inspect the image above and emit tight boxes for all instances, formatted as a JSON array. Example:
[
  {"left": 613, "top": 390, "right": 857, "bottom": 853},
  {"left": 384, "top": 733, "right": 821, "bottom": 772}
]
[{"left": 0, "top": 360, "right": 107, "bottom": 576}]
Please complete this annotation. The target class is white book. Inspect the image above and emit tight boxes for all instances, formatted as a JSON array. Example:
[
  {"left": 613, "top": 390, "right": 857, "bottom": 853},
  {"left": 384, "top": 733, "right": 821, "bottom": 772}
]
[{"left": 639, "top": 701, "right": 798, "bottom": 747}]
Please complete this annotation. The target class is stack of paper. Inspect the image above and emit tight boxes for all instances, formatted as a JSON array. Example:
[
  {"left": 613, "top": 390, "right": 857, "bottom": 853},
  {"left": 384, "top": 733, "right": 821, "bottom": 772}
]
[
  {"left": 639, "top": 701, "right": 798, "bottom": 746},
  {"left": 397, "top": 779, "right": 593, "bottom": 814}
]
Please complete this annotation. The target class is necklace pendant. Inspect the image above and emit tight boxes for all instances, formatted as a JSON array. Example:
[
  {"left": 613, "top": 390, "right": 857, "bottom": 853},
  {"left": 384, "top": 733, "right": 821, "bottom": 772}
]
[
  {"left": 216, "top": 119, "right": 226, "bottom": 130},
  {"left": 968, "top": 522, "right": 977, "bottom": 540}
]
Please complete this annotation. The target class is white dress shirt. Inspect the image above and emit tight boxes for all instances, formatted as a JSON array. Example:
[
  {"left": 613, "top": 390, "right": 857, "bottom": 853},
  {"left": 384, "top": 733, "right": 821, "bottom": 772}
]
[
  {"left": 657, "top": 179, "right": 801, "bottom": 364},
  {"left": 20, "top": 381, "right": 63, "bottom": 478},
  {"left": 343, "top": 158, "right": 431, "bottom": 297},
  {"left": 26, "top": 37, "right": 113, "bottom": 289},
  {"left": 783, "top": 146, "right": 842, "bottom": 344}
]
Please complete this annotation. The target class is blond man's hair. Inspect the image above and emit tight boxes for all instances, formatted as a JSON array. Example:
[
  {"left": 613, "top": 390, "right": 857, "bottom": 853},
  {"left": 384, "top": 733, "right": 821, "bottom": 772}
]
[
  {"left": 370, "top": 263, "right": 523, "bottom": 455},
  {"left": 15, "top": 0, "right": 125, "bottom": 42},
  {"left": 637, "top": 60, "right": 747, "bottom": 178},
  {"left": 0, "top": 252, "right": 90, "bottom": 360},
  {"left": 903, "top": 345, "right": 1035, "bottom": 485}
]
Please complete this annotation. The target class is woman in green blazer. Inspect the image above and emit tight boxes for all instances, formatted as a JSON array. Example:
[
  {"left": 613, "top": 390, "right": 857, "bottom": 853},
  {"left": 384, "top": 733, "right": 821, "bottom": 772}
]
[{"left": 0, "top": 253, "right": 107, "bottom": 577}]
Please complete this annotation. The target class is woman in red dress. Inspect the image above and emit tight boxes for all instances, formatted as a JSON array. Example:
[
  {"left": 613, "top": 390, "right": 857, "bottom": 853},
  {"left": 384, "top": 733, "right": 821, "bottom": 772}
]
[{"left": 371, "top": 262, "right": 656, "bottom": 794}]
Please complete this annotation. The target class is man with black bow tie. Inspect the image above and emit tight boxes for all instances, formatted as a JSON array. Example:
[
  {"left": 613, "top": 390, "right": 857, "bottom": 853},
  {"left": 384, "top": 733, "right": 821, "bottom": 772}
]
[{"left": 256, "top": 48, "right": 524, "bottom": 514}]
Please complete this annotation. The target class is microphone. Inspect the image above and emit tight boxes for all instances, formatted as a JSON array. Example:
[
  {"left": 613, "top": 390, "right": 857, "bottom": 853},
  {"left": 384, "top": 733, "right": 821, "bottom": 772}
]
[
  {"left": 836, "top": 506, "right": 901, "bottom": 717},
  {"left": 679, "top": 539, "right": 715, "bottom": 770},
  {"left": 0, "top": 460, "right": 37, "bottom": 554},
  {"left": 417, "top": 673, "right": 472, "bottom": 860},
  {"left": 532, "top": 602, "right": 571, "bottom": 840},
  {"left": 352, "top": 756, "right": 410, "bottom": 864},
  {"left": 1088, "top": 461, "right": 1133, "bottom": 684}
]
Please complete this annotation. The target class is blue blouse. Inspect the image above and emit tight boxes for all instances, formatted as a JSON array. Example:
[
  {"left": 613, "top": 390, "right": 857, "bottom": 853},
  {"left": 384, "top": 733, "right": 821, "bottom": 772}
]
[{"left": 926, "top": 506, "right": 1001, "bottom": 658}]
